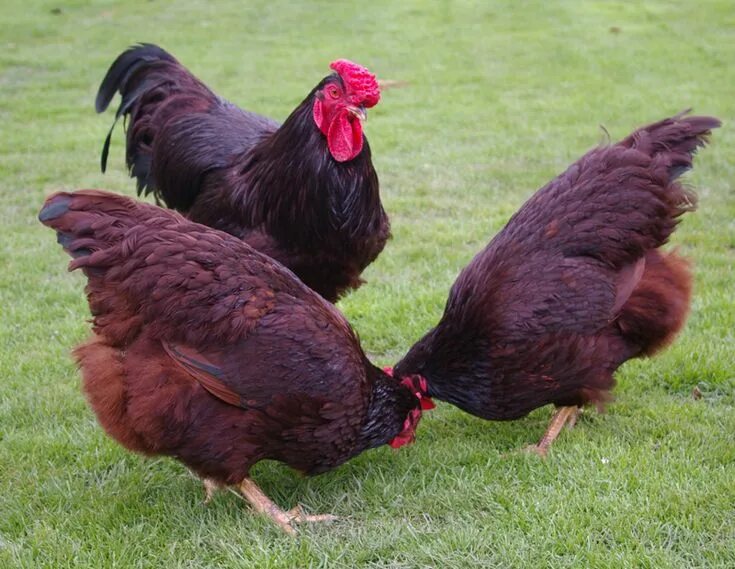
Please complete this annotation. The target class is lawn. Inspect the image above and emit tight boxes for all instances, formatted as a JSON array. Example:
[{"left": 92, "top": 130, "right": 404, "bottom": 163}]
[{"left": 1, "top": 0, "right": 734, "bottom": 567}]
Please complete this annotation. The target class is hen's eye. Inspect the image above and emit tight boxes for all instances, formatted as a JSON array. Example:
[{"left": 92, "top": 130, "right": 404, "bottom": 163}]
[{"left": 328, "top": 86, "right": 340, "bottom": 99}]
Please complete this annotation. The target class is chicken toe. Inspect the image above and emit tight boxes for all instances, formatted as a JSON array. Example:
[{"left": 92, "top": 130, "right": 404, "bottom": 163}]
[
  {"left": 238, "top": 479, "right": 337, "bottom": 535},
  {"left": 287, "top": 504, "right": 339, "bottom": 524},
  {"left": 239, "top": 478, "right": 298, "bottom": 535},
  {"left": 565, "top": 407, "right": 582, "bottom": 430}
]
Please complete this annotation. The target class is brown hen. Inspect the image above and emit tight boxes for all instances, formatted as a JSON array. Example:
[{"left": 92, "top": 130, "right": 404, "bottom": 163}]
[
  {"left": 39, "top": 190, "right": 431, "bottom": 534},
  {"left": 395, "top": 112, "right": 720, "bottom": 455}
]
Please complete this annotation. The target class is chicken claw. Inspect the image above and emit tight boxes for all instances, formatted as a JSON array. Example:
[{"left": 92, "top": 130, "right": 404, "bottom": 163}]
[{"left": 238, "top": 478, "right": 336, "bottom": 536}]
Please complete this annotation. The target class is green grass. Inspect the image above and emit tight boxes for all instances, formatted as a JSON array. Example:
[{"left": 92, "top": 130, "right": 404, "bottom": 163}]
[{"left": 1, "top": 0, "right": 734, "bottom": 567}]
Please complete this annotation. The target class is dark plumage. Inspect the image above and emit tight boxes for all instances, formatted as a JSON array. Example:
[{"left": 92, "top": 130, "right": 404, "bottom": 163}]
[
  {"left": 97, "top": 44, "right": 389, "bottom": 302},
  {"left": 395, "top": 112, "right": 720, "bottom": 453},
  {"left": 39, "top": 190, "right": 429, "bottom": 534}
]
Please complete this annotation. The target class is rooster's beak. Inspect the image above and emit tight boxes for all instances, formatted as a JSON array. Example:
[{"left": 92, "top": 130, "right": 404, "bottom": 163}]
[{"left": 347, "top": 105, "right": 367, "bottom": 122}]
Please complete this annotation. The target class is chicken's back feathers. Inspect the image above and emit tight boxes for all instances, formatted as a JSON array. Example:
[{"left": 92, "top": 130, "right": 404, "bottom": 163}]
[
  {"left": 451, "top": 113, "right": 718, "bottom": 322},
  {"left": 39, "top": 190, "right": 330, "bottom": 347},
  {"left": 396, "top": 112, "right": 719, "bottom": 419}
]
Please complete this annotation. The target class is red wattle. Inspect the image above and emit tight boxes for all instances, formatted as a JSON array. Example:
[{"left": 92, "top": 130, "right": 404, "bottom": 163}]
[
  {"left": 327, "top": 111, "right": 363, "bottom": 162},
  {"left": 389, "top": 413, "right": 417, "bottom": 449}
]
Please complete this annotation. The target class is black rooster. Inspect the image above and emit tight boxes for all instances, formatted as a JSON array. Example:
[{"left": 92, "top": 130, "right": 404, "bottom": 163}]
[{"left": 97, "top": 44, "right": 389, "bottom": 302}]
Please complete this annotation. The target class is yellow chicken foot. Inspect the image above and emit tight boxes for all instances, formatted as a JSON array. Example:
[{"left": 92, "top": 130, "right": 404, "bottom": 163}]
[
  {"left": 239, "top": 478, "right": 336, "bottom": 536},
  {"left": 286, "top": 504, "right": 339, "bottom": 524},
  {"left": 202, "top": 478, "right": 220, "bottom": 504},
  {"left": 565, "top": 406, "right": 582, "bottom": 430},
  {"left": 526, "top": 405, "right": 581, "bottom": 457}
]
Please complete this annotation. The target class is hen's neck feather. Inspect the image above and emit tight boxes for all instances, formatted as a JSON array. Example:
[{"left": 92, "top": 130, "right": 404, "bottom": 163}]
[{"left": 355, "top": 366, "right": 417, "bottom": 452}]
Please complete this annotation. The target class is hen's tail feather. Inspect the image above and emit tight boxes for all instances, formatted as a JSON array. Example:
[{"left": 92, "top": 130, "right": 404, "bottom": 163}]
[
  {"left": 40, "top": 190, "right": 176, "bottom": 344},
  {"left": 618, "top": 111, "right": 721, "bottom": 182},
  {"left": 39, "top": 190, "right": 150, "bottom": 268},
  {"left": 38, "top": 194, "right": 73, "bottom": 223},
  {"left": 558, "top": 112, "right": 719, "bottom": 270},
  {"left": 616, "top": 250, "right": 693, "bottom": 358}
]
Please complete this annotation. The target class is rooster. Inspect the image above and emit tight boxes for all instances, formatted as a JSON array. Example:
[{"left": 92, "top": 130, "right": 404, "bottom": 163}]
[
  {"left": 96, "top": 44, "right": 389, "bottom": 302},
  {"left": 39, "top": 190, "right": 433, "bottom": 535},
  {"left": 394, "top": 112, "right": 720, "bottom": 455}
]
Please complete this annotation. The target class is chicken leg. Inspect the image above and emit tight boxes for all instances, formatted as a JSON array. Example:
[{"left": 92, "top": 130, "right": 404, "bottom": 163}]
[
  {"left": 238, "top": 478, "right": 336, "bottom": 536},
  {"left": 526, "top": 405, "right": 581, "bottom": 457},
  {"left": 202, "top": 478, "right": 220, "bottom": 504}
]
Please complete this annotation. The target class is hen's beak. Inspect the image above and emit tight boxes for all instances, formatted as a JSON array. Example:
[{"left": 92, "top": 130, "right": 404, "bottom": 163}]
[{"left": 347, "top": 105, "right": 367, "bottom": 122}]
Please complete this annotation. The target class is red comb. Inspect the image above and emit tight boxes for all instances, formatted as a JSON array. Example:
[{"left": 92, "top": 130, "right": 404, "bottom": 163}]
[{"left": 329, "top": 59, "right": 380, "bottom": 108}]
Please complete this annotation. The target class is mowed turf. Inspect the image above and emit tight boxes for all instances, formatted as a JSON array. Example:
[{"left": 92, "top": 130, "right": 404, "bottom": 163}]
[{"left": 1, "top": 0, "right": 733, "bottom": 567}]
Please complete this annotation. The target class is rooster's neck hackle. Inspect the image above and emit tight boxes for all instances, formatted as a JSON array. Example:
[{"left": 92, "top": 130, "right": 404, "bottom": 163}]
[{"left": 232, "top": 82, "right": 384, "bottom": 255}]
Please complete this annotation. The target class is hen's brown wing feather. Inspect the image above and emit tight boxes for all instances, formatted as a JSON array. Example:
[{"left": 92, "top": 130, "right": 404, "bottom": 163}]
[
  {"left": 162, "top": 341, "right": 244, "bottom": 407},
  {"left": 159, "top": 300, "right": 369, "bottom": 413}
]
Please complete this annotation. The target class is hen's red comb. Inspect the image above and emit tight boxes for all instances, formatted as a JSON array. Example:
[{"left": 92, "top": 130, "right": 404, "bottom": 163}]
[{"left": 330, "top": 59, "right": 380, "bottom": 108}]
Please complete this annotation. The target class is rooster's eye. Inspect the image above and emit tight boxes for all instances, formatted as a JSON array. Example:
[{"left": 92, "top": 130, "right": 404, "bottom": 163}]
[{"left": 328, "top": 86, "right": 340, "bottom": 99}]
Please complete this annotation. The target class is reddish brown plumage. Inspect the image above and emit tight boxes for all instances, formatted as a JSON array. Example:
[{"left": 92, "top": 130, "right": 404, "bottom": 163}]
[
  {"left": 39, "top": 190, "right": 422, "bottom": 486},
  {"left": 96, "top": 44, "right": 389, "bottom": 302},
  {"left": 395, "top": 112, "right": 719, "bottom": 423}
]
